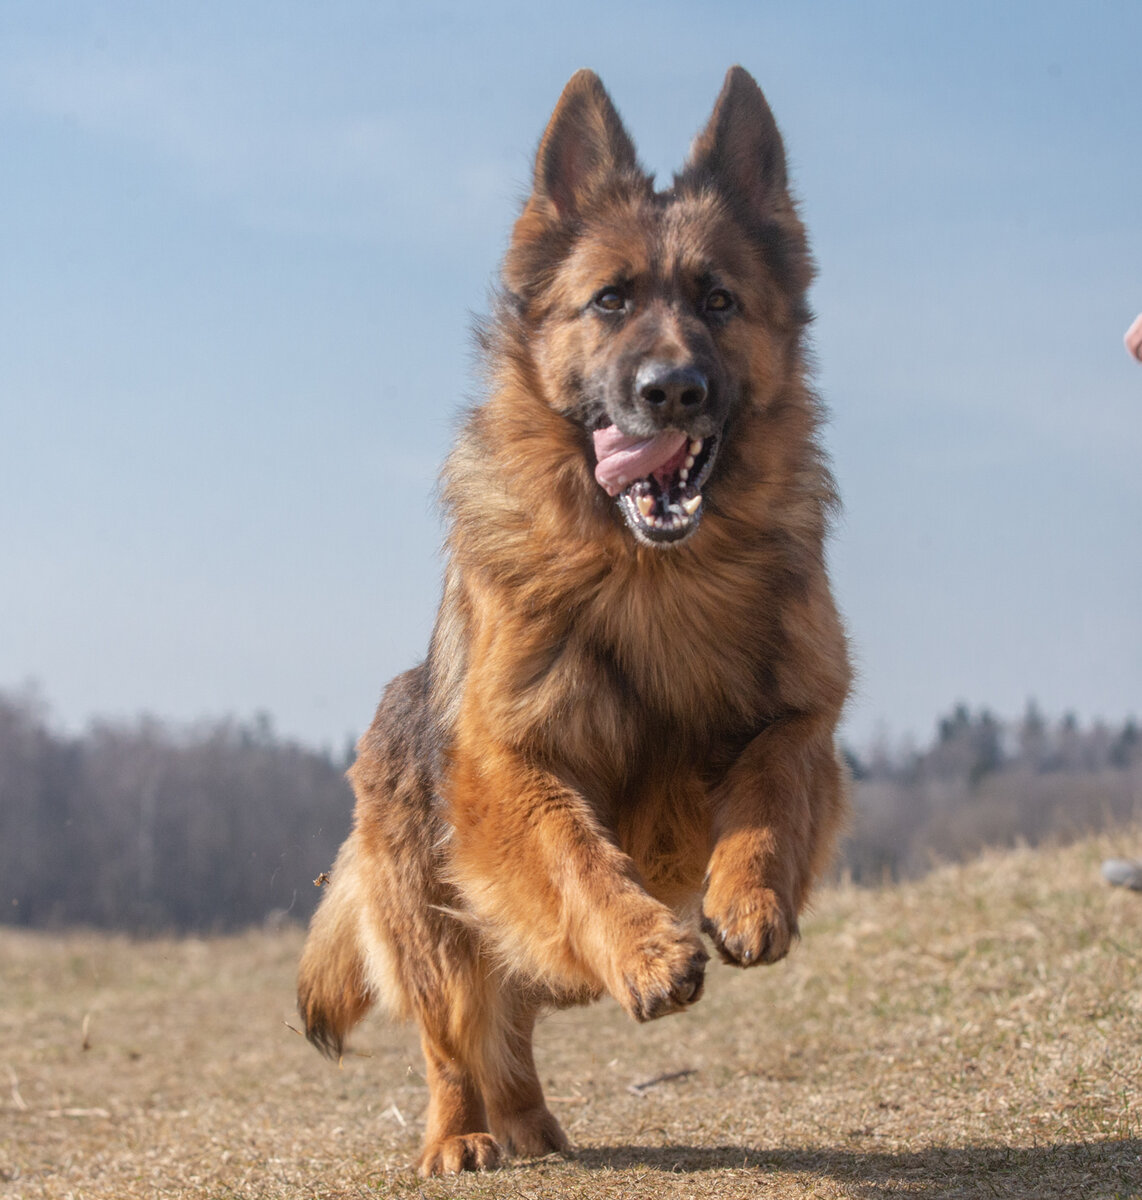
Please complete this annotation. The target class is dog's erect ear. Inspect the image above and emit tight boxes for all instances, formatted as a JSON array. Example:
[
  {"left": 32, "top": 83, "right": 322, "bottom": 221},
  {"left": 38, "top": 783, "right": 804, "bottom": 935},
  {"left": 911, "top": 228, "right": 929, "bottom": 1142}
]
[
  {"left": 683, "top": 66, "right": 790, "bottom": 211},
  {"left": 530, "top": 69, "right": 640, "bottom": 220},
  {"left": 505, "top": 71, "right": 642, "bottom": 297},
  {"left": 681, "top": 67, "right": 813, "bottom": 305}
]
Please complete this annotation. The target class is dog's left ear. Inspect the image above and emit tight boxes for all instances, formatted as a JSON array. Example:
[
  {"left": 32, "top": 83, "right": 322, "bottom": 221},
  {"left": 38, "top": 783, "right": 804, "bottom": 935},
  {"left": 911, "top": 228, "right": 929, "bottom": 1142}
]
[
  {"left": 683, "top": 66, "right": 790, "bottom": 212},
  {"left": 682, "top": 67, "right": 813, "bottom": 302}
]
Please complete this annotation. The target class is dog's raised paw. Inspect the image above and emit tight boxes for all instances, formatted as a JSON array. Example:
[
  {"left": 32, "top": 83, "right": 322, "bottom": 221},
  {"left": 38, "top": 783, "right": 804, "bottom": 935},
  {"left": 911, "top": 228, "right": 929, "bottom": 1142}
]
[
  {"left": 701, "top": 884, "right": 799, "bottom": 967},
  {"left": 618, "top": 924, "right": 708, "bottom": 1022},
  {"left": 418, "top": 1132, "right": 502, "bottom": 1177}
]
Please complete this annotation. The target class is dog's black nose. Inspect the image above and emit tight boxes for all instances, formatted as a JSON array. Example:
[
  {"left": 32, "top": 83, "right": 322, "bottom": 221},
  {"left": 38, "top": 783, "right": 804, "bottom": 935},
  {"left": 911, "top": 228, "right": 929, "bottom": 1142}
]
[{"left": 635, "top": 361, "right": 708, "bottom": 422}]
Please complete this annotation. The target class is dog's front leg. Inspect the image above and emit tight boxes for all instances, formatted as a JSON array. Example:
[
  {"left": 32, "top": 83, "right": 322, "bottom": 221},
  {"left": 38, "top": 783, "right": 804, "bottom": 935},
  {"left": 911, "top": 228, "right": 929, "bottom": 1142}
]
[
  {"left": 702, "top": 713, "right": 847, "bottom": 966},
  {"left": 447, "top": 747, "right": 707, "bottom": 1022}
]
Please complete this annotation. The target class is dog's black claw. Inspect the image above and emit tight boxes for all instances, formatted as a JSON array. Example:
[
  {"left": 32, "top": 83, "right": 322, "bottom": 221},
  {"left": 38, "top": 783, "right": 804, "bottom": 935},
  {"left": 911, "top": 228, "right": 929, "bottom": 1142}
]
[{"left": 625, "top": 942, "right": 707, "bottom": 1021}]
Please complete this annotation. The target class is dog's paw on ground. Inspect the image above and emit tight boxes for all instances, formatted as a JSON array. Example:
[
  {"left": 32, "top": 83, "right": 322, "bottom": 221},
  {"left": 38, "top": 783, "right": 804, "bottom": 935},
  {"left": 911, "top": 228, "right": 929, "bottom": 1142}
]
[
  {"left": 701, "top": 883, "right": 799, "bottom": 966},
  {"left": 417, "top": 1132, "right": 502, "bottom": 1176},
  {"left": 491, "top": 1104, "right": 570, "bottom": 1158}
]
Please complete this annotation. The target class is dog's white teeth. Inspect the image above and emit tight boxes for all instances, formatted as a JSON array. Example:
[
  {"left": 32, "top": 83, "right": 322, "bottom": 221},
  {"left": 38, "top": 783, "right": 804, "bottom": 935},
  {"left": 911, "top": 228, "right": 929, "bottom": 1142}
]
[
  {"left": 684, "top": 455, "right": 695, "bottom": 470},
  {"left": 679, "top": 467, "right": 689, "bottom": 482},
  {"left": 636, "top": 494, "right": 655, "bottom": 518},
  {"left": 689, "top": 438, "right": 703, "bottom": 456},
  {"left": 682, "top": 493, "right": 703, "bottom": 516}
]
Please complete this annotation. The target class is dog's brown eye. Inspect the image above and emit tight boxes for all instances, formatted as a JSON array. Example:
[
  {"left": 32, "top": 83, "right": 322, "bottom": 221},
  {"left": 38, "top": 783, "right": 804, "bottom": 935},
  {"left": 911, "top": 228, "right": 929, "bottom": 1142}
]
[
  {"left": 593, "top": 288, "right": 626, "bottom": 312},
  {"left": 705, "top": 289, "right": 734, "bottom": 314}
]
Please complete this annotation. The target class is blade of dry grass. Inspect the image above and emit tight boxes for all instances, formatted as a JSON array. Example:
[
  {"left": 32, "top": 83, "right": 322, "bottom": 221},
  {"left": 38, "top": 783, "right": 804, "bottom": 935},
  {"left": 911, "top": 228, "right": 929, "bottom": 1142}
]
[{"left": 2, "top": 826, "right": 1140, "bottom": 1198}]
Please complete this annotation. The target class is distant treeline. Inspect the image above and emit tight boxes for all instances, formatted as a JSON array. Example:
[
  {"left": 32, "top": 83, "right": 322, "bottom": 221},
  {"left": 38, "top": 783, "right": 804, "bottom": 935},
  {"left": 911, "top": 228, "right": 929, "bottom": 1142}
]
[
  {"left": 843, "top": 702, "right": 1142, "bottom": 883},
  {"left": 1, "top": 689, "right": 1139, "bottom": 931},
  {"left": 0, "top": 689, "right": 353, "bottom": 932}
]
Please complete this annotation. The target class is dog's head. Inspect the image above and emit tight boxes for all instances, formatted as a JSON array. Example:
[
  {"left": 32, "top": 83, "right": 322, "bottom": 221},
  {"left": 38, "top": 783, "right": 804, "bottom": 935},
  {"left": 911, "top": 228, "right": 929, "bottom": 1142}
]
[{"left": 502, "top": 67, "right": 814, "bottom": 548}]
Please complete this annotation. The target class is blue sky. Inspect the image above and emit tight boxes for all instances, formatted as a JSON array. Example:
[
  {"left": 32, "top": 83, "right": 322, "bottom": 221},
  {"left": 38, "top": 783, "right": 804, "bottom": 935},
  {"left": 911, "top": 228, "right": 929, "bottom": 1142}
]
[{"left": 2, "top": 1, "right": 1140, "bottom": 754}]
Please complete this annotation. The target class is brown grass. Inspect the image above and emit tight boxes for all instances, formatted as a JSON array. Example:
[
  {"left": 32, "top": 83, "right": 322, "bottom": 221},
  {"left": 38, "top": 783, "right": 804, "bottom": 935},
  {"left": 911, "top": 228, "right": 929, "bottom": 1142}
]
[{"left": 3, "top": 827, "right": 1140, "bottom": 1199}]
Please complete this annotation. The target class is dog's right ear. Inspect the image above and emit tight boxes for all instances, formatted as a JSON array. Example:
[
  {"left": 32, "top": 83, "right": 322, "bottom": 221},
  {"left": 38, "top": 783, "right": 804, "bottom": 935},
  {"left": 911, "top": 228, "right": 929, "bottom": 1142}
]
[
  {"left": 505, "top": 71, "right": 641, "bottom": 297},
  {"left": 529, "top": 70, "right": 639, "bottom": 220}
]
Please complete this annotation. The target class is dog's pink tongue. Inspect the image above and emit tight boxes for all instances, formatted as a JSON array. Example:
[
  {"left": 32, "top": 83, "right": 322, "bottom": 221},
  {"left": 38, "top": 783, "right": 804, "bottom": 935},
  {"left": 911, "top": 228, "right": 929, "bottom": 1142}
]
[{"left": 592, "top": 427, "right": 688, "bottom": 497}]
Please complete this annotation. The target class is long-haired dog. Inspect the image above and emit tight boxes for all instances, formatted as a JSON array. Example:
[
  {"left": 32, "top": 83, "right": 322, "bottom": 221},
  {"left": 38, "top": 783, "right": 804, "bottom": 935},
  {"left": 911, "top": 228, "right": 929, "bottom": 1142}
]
[{"left": 298, "top": 66, "right": 851, "bottom": 1176}]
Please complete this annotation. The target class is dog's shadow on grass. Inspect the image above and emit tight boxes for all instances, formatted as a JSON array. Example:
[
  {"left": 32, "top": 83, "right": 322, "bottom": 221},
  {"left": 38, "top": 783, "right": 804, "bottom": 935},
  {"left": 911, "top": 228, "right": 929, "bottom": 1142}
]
[{"left": 572, "top": 1139, "right": 1142, "bottom": 1195}]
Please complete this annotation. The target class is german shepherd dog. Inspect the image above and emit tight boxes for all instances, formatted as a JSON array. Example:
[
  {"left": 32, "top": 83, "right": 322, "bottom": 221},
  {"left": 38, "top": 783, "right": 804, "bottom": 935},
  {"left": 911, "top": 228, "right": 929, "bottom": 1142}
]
[{"left": 298, "top": 66, "right": 851, "bottom": 1176}]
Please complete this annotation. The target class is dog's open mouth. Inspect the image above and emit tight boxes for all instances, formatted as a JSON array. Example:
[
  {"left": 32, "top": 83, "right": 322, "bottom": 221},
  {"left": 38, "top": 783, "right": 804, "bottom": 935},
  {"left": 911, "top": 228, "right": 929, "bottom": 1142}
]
[{"left": 592, "top": 426, "right": 719, "bottom": 545}]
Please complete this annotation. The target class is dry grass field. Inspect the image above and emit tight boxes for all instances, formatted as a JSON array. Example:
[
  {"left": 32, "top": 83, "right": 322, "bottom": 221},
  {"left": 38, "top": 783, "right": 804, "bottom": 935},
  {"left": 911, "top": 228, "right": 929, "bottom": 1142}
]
[{"left": 2, "top": 827, "right": 1140, "bottom": 1199}]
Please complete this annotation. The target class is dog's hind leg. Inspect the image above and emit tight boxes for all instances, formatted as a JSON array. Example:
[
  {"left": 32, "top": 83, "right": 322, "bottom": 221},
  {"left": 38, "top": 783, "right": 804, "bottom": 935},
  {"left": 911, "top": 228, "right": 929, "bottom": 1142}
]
[
  {"left": 481, "top": 992, "right": 569, "bottom": 1160},
  {"left": 417, "top": 1027, "right": 499, "bottom": 1176},
  {"left": 414, "top": 968, "right": 568, "bottom": 1175},
  {"left": 308, "top": 667, "right": 568, "bottom": 1175}
]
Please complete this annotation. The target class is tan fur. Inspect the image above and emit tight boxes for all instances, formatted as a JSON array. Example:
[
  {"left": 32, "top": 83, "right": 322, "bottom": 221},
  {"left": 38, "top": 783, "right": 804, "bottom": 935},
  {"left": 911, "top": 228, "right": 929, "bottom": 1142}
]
[{"left": 298, "top": 66, "right": 851, "bottom": 1176}]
